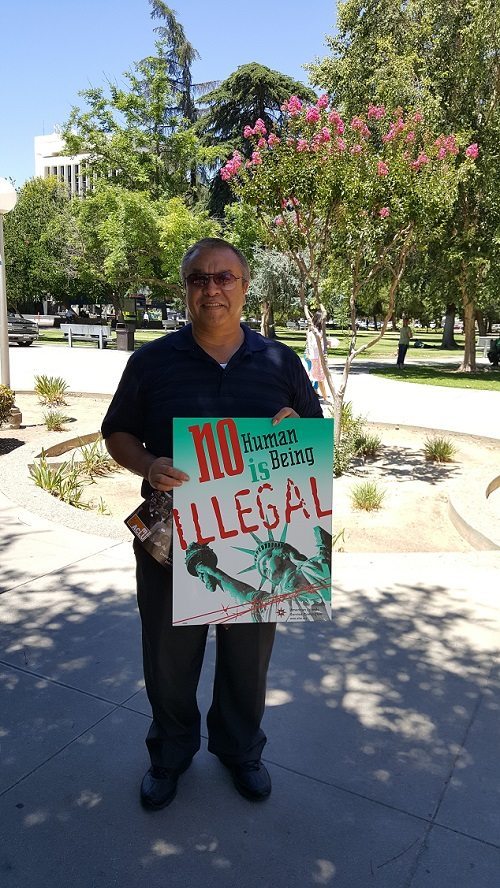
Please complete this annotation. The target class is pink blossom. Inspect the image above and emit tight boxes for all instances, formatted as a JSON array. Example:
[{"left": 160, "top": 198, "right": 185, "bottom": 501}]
[
  {"left": 243, "top": 125, "right": 254, "bottom": 138},
  {"left": 382, "top": 118, "right": 405, "bottom": 143},
  {"left": 411, "top": 152, "right": 430, "bottom": 171},
  {"left": 274, "top": 215, "right": 284, "bottom": 226},
  {"left": 316, "top": 94, "right": 329, "bottom": 108},
  {"left": 219, "top": 151, "right": 242, "bottom": 180},
  {"left": 283, "top": 95, "right": 303, "bottom": 116},
  {"left": 257, "top": 137, "right": 267, "bottom": 148},
  {"left": 377, "top": 161, "right": 389, "bottom": 177},
  {"left": 350, "top": 144, "right": 363, "bottom": 155},
  {"left": 350, "top": 116, "right": 371, "bottom": 139},
  {"left": 435, "top": 134, "right": 458, "bottom": 157},
  {"left": 320, "top": 127, "right": 331, "bottom": 142},
  {"left": 328, "top": 110, "right": 345, "bottom": 134},
  {"left": 253, "top": 118, "right": 267, "bottom": 135},
  {"left": 465, "top": 142, "right": 479, "bottom": 159},
  {"left": 336, "top": 137, "right": 346, "bottom": 152},
  {"left": 296, "top": 138, "right": 309, "bottom": 152},
  {"left": 405, "top": 131, "right": 416, "bottom": 143},
  {"left": 268, "top": 133, "right": 280, "bottom": 147},
  {"left": 412, "top": 111, "right": 424, "bottom": 124},
  {"left": 379, "top": 207, "right": 390, "bottom": 218},
  {"left": 305, "top": 107, "right": 320, "bottom": 123},
  {"left": 367, "top": 104, "right": 386, "bottom": 120},
  {"left": 350, "top": 116, "right": 364, "bottom": 131},
  {"left": 251, "top": 151, "right": 262, "bottom": 165}
]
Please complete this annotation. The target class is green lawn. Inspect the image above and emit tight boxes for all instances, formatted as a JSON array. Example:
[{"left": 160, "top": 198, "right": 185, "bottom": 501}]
[
  {"left": 40, "top": 325, "right": 467, "bottom": 357},
  {"left": 274, "top": 327, "right": 467, "bottom": 359},
  {"left": 370, "top": 364, "right": 499, "bottom": 391}
]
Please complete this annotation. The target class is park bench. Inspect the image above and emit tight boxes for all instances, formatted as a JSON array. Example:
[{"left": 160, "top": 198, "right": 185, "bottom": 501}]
[
  {"left": 161, "top": 318, "right": 187, "bottom": 331},
  {"left": 476, "top": 335, "right": 494, "bottom": 356},
  {"left": 60, "top": 323, "right": 112, "bottom": 349}
]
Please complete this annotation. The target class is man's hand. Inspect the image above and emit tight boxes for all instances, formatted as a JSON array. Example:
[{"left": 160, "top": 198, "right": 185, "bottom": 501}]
[
  {"left": 272, "top": 407, "right": 300, "bottom": 425},
  {"left": 147, "top": 457, "right": 189, "bottom": 491}
]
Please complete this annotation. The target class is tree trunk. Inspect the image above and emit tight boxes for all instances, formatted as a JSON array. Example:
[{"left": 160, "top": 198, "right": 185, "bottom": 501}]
[
  {"left": 260, "top": 300, "right": 276, "bottom": 338},
  {"left": 441, "top": 303, "right": 458, "bottom": 349},
  {"left": 458, "top": 270, "right": 476, "bottom": 372},
  {"left": 475, "top": 310, "right": 486, "bottom": 336}
]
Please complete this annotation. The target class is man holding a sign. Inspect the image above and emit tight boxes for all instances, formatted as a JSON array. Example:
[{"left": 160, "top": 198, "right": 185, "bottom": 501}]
[{"left": 102, "top": 238, "right": 325, "bottom": 810}]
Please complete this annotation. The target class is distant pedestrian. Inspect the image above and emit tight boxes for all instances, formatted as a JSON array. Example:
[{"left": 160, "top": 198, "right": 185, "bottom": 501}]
[
  {"left": 143, "top": 311, "right": 150, "bottom": 328},
  {"left": 305, "top": 312, "right": 329, "bottom": 401},
  {"left": 397, "top": 318, "right": 413, "bottom": 369}
]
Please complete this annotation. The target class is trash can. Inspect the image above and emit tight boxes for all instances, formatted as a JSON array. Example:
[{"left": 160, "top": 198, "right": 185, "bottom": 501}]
[{"left": 116, "top": 321, "right": 135, "bottom": 351}]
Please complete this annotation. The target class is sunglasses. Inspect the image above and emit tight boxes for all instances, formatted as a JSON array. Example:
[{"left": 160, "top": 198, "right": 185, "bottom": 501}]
[{"left": 184, "top": 271, "right": 246, "bottom": 290}]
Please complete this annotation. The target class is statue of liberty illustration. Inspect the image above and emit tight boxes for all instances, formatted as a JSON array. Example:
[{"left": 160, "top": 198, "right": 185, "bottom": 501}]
[{"left": 184, "top": 523, "right": 332, "bottom": 623}]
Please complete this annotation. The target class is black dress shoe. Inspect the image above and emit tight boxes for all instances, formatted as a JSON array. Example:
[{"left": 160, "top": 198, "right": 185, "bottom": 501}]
[
  {"left": 140, "top": 759, "right": 192, "bottom": 810},
  {"left": 223, "top": 760, "right": 272, "bottom": 801}
]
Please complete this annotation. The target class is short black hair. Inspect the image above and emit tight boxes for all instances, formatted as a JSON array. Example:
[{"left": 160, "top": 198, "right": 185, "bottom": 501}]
[{"left": 180, "top": 238, "right": 250, "bottom": 282}]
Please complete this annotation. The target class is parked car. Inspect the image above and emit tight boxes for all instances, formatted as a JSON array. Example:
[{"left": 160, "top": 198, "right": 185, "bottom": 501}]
[{"left": 7, "top": 312, "right": 39, "bottom": 346}]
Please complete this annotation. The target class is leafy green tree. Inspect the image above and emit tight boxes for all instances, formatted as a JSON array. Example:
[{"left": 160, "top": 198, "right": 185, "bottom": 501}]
[
  {"left": 247, "top": 247, "right": 302, "bottom": 338},
  {"left": 71, "top": 184, "right": 164, "bottom": 316},
  {"left": 224, "top": 96, "right": 473, "bottom": 443},
  {"left": 223, "top": 202, "right": 265, "bottom": 266},
  {"left": 309, "top": 0, "right": 500, "bottom": 370},
  {"left": 157, "top": 197, "right": 220, "bottom": 300},
  {"left": 3, "top": 177, "right": 74, "bottom": 310},
  {"left": 148, "top": 1, "right": 218, "bottom": 124},
  {"left": 196, "top": 63, "right": 317, "bottom": 215},
  {"left": 63, "top": 46, "right": 201, "bottom": 201}
]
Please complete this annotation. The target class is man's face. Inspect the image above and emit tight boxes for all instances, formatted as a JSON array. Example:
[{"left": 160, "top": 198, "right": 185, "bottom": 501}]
[{"left": 184, "top": 247, "right": 249, "bottom": 334}]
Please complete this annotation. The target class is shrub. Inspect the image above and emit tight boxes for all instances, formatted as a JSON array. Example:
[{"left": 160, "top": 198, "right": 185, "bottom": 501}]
[
  {"left": 0, "top": 384, "right": 15, "bottom": 425},
  {"left": 355, "top": 432, "right": 382, "bottom": 459},
  {"left": 34, "top": 374, "right": 69, "bottom": 406},
  {"left": 29, "top": 451, "right": 89, "bottom": 509},
  {"left": 423, "top": 435, "right": 457, "bottom": 463},
  {"left": 43, "top": 410, "right": 70, "bottom": 431},
  {"left": 77, "top": 436, "right": 114, "bottom": 478},
  {"left": 334, "top": 401, "right": 366, "bottom": 476},
  {"left": 350, "top": 480, "right": 386, "bottom": 511}
]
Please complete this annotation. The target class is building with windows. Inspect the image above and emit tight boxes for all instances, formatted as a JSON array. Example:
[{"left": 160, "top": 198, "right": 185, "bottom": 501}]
[{"left": 34, "top": 132, "right": 90, "bottom": 196}]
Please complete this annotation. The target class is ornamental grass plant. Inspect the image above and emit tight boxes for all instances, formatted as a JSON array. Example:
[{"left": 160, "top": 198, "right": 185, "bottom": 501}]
[
  {"left": 423, "top": 435, "right": 457, "bottom": 463},
  {"left": 29, "top": 451, "right": 88, "bottom": 509},
  {"left": 77, "top": 435, "right": 115, "bottom": 478},
  {"left": 34, "top": 374, "right": 69, "bottom": 406},
  {"left": 43, "top": 410, "right": 71, "bottom": 431},
  {"left": 350, "top": 480, "right": 386, "bottom": 511}
]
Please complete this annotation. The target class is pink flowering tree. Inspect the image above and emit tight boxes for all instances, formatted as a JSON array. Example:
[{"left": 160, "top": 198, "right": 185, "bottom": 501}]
[{"left": 221, "top": 96, "right": 477, "bottom": 443}]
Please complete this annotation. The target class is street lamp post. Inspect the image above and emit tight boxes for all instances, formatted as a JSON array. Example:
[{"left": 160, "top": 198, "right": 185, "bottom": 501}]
[{"left": 0, "top": 177, "right": 18, "bottom": 389}]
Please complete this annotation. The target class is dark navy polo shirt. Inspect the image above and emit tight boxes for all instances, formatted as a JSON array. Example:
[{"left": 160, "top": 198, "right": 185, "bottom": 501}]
[{"left": 101, "top": 323, "right": 323, "bottom": 494}]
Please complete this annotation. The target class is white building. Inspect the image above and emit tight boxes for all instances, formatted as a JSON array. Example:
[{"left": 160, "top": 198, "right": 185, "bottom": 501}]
[{"left": 34, "top": 132, "right": 91, "bottom": 196}]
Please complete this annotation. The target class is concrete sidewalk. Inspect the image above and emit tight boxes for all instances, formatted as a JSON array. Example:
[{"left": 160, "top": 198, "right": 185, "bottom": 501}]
[{"left": 1, "top": 344, "right": 499, "bottom": 886}]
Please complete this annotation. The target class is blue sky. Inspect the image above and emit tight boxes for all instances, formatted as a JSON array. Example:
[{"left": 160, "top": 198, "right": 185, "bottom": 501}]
[{"left": 0, "top": 0, "right": 337, "bottom": 188}]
